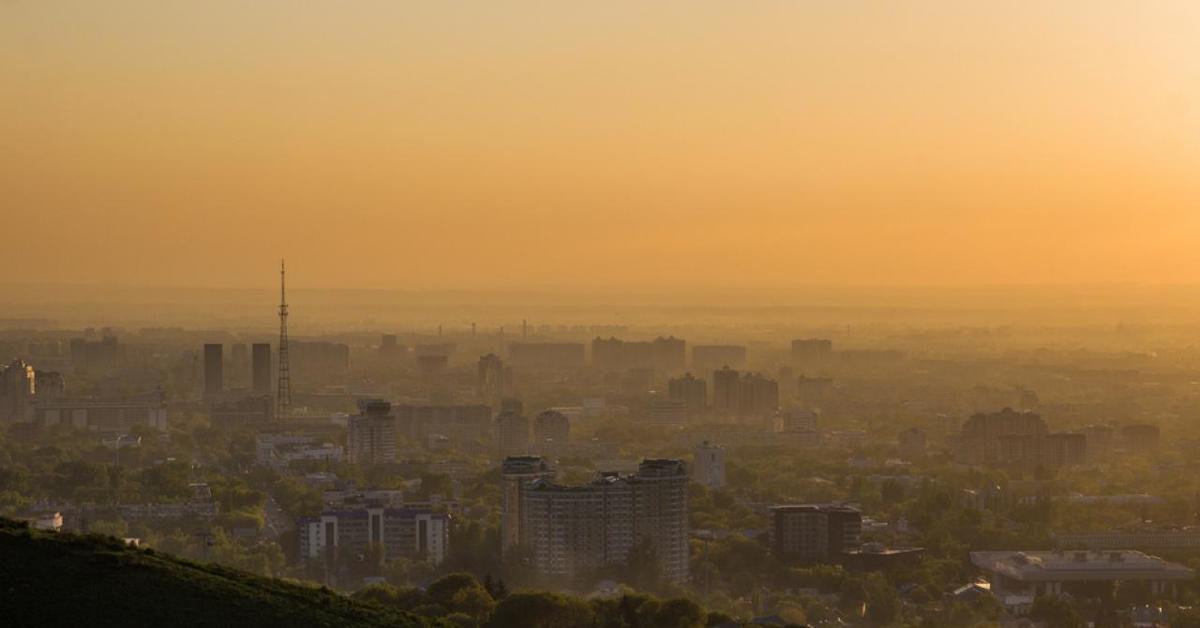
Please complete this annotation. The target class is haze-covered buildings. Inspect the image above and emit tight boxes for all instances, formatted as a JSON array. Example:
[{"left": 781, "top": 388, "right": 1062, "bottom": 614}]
[{"left": 517, "top": 459, "right": 689, "bottom": 583}]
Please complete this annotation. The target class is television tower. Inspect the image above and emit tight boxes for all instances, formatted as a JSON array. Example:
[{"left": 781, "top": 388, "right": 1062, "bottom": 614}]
[{"left": 276, "top": 259, "right": 291, "bottom": 419}]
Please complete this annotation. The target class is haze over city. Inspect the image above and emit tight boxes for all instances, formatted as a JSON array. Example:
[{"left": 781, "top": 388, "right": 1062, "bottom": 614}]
[
  {"left": 4, "top": 1, "right": 1200, "bottom": 292},
  {"left": 5, "top": 3, "right": 1200, "bottom": 628}
]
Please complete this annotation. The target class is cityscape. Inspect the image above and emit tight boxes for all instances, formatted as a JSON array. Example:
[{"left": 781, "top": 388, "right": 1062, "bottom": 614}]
[{"left": 4, "top": 2, "right": 1200, "bottom": 627}]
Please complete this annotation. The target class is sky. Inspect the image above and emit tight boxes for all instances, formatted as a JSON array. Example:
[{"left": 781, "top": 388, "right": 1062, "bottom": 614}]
[{"left": 2, "top": 1, "right": 1199, "bottom": 293}]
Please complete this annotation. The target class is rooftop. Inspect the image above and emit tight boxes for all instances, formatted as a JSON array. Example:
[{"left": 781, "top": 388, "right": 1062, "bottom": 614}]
[{"left": 970, "top": 550, "right": 1194, "bottom": 582}]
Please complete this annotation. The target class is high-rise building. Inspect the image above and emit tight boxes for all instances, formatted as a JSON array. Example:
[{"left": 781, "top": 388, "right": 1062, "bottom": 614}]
[
  {"left": 770, "top": 504, "right": 862, "bottom": 563},
  {"left": 0, "top": 359, "right": 37, "bottom": 423},
  {"left": 692, "top": 441, "right": 725, "bottom": 488},
  {"left": 668, "top": 373, "right": 707, "bottom": 419},
  {"left": 711, "top": 367, "right": 740, "bottom": 418},
  {"left": 347, "top": 400, "right": 397, "bottom": 464},
  {"left": 251, "top": 343, "right": 272, "bottom": 394},
  {"left": 533, "top": 410, "right": 570, "bottom": 456},
  {"left": 500, "top": 455, "right": 556, "bottom": 555},
  {"left": 477, "top": 353, "right": 504, "bottom": 410},
  {"left": 495, "top": 410, "right": 530, "bottom": 458},
  {"left": 203, "top": 344, "right": 223, "bottom": 396},
  {"left": 521, "top": 459, "right": 689, "bottom": 583},
  {"left": 297, "top": 507, "right": 448, "bottom": 565},
  {"left": 737, "top": 372, "right": 779, "bottom": 420},
  {"left": 955, "top": 408, "right": 1049, "bottom": 466}
]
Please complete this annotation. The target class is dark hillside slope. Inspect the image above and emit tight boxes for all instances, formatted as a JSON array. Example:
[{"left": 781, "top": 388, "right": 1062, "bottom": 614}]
[{"left": 0, "top": 519, "right": 439, "bottom": 627}]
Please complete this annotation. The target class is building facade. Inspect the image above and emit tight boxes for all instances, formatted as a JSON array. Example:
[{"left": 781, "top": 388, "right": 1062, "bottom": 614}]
[
  {"left": 520, "top": 459, "right": 689, "bottom": 583},
  {"left": 771, "top": 504, "right": 863, "bottom": 563},
  {"left": 500, "top": 455, "right": 556, "bottom": 554},
  {"left": 692, "top": 441, "right": 726, "bottom": 488},
  {"left": 298, "top": 507, "right": 448, "bottom": 565},
  {"left": 347, "top": 400, "right": 397, "bottom": 464}
]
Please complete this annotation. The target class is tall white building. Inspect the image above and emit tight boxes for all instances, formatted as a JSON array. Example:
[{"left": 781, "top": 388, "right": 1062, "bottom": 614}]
[
  {"left": 520, "top": 459, "right": 689, "bottom": 583},
  {"left": 692, "top": 441, "right": 726, "bottom": 488}
]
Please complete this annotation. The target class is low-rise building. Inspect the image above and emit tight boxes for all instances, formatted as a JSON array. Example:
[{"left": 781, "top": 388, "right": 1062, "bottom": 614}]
[
  {"left": 771, "top": 504, "right": 862, "bottom": 563},
  {"left": 971, "top": 550, "right": 1194, "bottom": 599}
]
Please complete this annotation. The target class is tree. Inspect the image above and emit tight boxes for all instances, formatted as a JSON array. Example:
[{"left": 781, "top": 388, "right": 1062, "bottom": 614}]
[
  {"left": 426, "top": 573, "right": 496, "bottom": 619},
  {"left": 650, "top": 598, "right": 705, "bottom": 628},
  {"left": 863, "top": 572, "right": 900, "bottom": 624},
  {"left": 486, "top": 592, "right": 592, "bottom": 628},
  {"left": 1030, "top": 595, "right": 1082, "bottom": 628}
]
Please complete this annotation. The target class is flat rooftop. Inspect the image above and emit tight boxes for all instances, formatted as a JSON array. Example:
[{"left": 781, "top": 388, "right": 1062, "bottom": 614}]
[{"left": 971, "top": 550, "right": 1194, "bottom": 582}]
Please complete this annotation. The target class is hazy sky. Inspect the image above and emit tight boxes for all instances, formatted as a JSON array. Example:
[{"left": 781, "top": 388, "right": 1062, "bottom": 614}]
[{"left": 3, "top": 1, "right": 1199, "bottom": 292}]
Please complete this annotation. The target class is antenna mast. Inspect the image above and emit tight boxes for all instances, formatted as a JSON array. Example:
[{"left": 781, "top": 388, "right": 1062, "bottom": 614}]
[{"left": 276, "top": 259, "right": 291, "bottom": 419}]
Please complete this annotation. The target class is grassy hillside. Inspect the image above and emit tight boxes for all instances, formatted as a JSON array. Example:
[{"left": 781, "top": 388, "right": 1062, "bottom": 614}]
[{"left": 0, "top": 519, "right": 441, "bottom": 627}]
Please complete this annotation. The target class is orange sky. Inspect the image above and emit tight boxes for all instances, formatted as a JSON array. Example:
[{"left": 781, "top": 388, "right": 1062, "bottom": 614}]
[{"left": 2, "top": 1, "right": 1199, "bottom": 291}]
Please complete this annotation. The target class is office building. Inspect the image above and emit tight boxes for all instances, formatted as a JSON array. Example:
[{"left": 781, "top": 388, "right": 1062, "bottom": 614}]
[
  {"left": 521, "top": 459, "right": 689, "bottom": 583},
  {"left": 692, "top": 441, "right": 725, "bottom": 488},
  {"left": 500, "top": 456, "right": 556, "bottom": 554},
  {"left": 203, "top": 344, "right": 223, "bottom": 395},
  {"left": 347, "top": 400, "right": 397, "bottom": 464},
  {"left": 251, "top": 343, "right": 271, "bottom": 393},
  {"left": 771, "top": 504, "right": 863, "bottom": 563},
  {"left": 298, "top": 507, "right": 448, "bottom": 565}
]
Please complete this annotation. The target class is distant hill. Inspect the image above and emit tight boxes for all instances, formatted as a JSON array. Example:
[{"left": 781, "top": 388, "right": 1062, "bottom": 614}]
[{"left": 0, "top": 519, "right": 440, "bottom": 627}]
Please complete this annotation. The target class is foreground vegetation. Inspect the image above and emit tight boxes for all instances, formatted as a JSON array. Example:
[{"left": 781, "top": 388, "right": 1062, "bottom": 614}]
[{"left": 0, "top": 518, "right": 439, "bottom": 627}]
